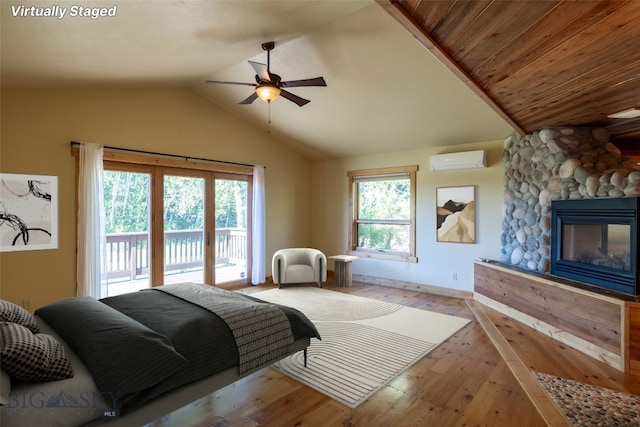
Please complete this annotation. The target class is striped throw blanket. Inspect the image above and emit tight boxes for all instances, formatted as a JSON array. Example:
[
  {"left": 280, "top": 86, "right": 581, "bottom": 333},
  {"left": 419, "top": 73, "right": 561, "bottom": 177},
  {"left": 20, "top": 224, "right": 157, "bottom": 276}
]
[{"left": 154, "top": 283, "right": 294, "bottom": 374}]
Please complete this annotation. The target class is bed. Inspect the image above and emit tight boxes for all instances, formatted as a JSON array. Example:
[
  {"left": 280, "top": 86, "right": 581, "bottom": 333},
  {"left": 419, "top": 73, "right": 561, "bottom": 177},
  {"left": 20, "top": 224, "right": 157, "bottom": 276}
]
[{"left": 0, "top": 283, "right": 320, "bottom": 426}]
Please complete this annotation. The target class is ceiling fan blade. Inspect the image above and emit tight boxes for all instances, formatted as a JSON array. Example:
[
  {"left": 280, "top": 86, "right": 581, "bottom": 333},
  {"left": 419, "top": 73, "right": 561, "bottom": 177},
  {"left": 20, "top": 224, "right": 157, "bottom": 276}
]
[
  {"left": 248, "top": 61, "right": 271, "bottom": 82},
  {"left": 205, "top": 80, "right": 256, "bottom": 87},
  {"left": 280, "top": 77, "right": 327, "bottom": 88},
  {"left": 239, "top": 92, "right": 259, "bottom": 105},
  {"left": 280, "top": 90, "right": 310, "bottom": 107}
]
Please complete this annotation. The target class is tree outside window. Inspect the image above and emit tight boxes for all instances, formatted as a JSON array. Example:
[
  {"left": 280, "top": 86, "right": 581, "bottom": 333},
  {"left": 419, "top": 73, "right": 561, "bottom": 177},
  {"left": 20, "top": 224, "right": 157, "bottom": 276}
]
[{"left": 348, "top": 166, "right": 418, "bottom": 262}]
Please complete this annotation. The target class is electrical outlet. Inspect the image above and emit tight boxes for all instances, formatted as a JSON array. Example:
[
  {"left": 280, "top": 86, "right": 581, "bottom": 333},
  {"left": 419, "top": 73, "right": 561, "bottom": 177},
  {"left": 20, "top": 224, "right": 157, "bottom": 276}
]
[
  {"left": 23, "top": 299, "right": 32, "bottom": 311},
  {"left": 452, "top": 273, "right": 458, "bottom": 280}
]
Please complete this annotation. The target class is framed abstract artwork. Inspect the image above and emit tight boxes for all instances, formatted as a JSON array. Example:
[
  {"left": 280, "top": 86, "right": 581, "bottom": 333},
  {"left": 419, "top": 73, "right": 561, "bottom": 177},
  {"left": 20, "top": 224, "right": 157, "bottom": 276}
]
[
  {"left": 436, "top": 185, "right": 476, "bottom": 243},
  {"left": 0, "top": 173, "right": 58, "bottom": 251}
]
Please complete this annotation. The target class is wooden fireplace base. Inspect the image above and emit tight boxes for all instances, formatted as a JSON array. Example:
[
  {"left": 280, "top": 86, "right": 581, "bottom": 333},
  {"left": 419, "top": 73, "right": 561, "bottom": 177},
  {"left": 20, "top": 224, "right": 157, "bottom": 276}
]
[{"left": 474, "top": 260, "right": 640, "bottom": 375}]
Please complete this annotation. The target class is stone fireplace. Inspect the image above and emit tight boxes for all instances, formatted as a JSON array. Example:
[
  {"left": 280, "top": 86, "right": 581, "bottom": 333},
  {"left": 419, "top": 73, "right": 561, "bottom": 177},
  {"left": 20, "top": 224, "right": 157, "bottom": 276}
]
[
  {"left": 474, "top": 126, "right": 640, "bottom": 375},
  {"left": 501, "top": 126, "right": 640, "bottom": 285}
]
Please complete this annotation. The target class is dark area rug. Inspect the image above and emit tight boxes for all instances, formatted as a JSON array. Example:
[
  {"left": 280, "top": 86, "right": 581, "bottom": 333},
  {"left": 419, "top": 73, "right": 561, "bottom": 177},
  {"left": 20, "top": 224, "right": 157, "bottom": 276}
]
[{"left": 533, "top": 371, "right": 640, "bottom": 426}]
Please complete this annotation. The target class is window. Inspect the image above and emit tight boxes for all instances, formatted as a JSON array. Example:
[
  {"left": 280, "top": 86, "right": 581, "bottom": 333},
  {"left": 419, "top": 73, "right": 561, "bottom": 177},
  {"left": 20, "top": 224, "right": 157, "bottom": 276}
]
[
  {"left": 73, "top": 146, "right": 255, "bottom": 295},
  {"left": 348, "top": 166, "right": 418, "bottom": 262}
]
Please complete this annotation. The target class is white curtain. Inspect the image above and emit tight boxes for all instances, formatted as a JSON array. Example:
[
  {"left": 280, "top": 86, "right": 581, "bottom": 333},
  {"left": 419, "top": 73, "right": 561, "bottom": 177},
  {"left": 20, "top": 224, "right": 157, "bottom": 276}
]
[
  {"left": 77, "top": 143, "right": 108, "bottom": 298},
  {"left": 251, "top": 165, "right": 266, "bottom": 285}
]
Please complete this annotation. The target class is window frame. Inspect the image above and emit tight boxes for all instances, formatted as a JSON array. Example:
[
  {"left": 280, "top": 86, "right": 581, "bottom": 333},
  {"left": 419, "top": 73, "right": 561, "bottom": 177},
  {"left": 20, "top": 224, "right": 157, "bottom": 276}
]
[
  {"left": 347, "top": 165, "right": 418, "bottom": 262},
  {"left": 74, "top": 147, "right": 255, "bottom": 288}
]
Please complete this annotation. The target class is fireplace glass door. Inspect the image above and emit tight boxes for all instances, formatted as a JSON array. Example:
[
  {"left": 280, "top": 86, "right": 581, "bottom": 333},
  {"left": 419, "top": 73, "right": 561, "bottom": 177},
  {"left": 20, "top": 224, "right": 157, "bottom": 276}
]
[
  {"left": 561, "top": 223, "right": 630, "bottom": 272},
  {"left": 551, "top": 197, "right": 640, "bottom": 295}
]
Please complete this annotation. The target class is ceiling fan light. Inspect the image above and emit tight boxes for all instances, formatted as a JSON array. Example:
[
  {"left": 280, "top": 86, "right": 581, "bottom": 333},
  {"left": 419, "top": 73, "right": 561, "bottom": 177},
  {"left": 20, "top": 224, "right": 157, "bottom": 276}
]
[{"left": 255, "top": 83, "right": 281, "bottom": 102}]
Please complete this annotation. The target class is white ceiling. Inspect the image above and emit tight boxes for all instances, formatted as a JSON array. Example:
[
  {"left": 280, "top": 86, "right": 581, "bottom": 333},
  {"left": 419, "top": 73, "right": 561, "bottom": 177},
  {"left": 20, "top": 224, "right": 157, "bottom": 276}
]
[{"left": 1, "top": 0, "right": 515, "bottom": 160}]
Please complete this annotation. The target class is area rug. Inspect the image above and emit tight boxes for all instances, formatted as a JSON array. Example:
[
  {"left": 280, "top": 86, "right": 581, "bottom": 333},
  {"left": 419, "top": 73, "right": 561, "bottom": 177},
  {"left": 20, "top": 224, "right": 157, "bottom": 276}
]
[
  {"left": 533, "top": 371, "right": 640, "bottom": 426},
  {"left": 254, "top": 287, "right": 470, "bottom": 408}
]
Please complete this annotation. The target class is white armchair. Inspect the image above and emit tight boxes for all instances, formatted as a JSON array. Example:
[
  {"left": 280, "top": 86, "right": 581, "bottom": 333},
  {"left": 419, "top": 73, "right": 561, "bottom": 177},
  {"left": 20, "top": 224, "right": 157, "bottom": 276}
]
[{"left": 272, "top": 248, "right": 327, "bottom": 288}]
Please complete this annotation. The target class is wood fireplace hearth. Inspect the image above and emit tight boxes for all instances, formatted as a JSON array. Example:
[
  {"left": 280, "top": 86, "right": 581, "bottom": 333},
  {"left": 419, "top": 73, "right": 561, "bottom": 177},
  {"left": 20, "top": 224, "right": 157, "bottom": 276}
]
[{"left": 474, "top": 260, "right": 640, "bottom": 375}]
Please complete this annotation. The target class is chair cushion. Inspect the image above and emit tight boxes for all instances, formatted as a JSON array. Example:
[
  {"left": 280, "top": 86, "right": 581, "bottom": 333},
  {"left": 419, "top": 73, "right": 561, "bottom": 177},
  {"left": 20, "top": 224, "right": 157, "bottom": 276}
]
[
  {"left": 285, "top": 264, "right": 316, "bottom": 283},
  {"left": 286, "top": 252, "right": 311, "bottom": 264}
]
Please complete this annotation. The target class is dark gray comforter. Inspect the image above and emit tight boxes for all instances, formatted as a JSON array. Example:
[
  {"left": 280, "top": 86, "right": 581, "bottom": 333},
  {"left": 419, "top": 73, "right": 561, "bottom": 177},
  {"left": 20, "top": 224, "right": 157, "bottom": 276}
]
[{"left": 35, "top": 286, "right": 320, "bottom": 416}]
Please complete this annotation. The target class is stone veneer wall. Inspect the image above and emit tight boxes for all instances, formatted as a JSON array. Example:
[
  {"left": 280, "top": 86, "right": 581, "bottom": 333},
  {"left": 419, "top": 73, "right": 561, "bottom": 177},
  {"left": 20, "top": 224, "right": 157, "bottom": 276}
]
[{"left": 501, "top": 126, "right": 640, "bottom": 272}]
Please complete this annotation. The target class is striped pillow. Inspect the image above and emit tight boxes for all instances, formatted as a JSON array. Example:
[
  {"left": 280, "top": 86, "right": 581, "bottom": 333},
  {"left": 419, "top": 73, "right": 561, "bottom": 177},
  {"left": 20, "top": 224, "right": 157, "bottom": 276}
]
[
  {"left": 0, "top": 322, "right": 73, "bottom": 382},
  {"left": 0, "top": 300, "right": 39, "bottom": 334}
]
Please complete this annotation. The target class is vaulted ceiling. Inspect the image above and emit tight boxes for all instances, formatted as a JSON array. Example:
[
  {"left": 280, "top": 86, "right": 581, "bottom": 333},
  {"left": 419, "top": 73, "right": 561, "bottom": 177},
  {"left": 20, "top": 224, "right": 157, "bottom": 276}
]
[
  {"left": 380, "top": 0, "right": 640, "bottom": 152},
  {"left": 2, "top": 0, "right": 515, "bottom": 160},
  {"left": 3, "top": 1, "right": 640, "bottom": 159}
]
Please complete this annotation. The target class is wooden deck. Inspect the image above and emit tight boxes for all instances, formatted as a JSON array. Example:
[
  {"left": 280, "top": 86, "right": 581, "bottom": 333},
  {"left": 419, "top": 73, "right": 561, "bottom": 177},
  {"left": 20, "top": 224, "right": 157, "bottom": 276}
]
[{"left": 106, "top": 265, "right": 246, "bottom": 296}]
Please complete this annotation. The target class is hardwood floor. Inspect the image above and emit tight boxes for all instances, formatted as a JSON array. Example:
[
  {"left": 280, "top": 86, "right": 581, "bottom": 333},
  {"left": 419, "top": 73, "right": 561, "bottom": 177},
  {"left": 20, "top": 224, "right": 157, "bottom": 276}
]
[{"left": 147, "top": 281, "right": 640, "bottom": 427}]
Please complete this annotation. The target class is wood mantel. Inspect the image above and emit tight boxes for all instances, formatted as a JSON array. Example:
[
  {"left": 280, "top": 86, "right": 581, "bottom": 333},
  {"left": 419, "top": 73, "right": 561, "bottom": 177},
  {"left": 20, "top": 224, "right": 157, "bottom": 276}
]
[{"left": 474, "top": 260, "right": 640, "bottom": 375}]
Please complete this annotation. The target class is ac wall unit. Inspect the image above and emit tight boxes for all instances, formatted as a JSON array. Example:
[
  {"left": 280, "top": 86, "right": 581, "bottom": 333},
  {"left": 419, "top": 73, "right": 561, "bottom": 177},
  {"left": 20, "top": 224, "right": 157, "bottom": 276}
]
[{"left": 429, "top": 150, "right": 486, "bottom": 171}]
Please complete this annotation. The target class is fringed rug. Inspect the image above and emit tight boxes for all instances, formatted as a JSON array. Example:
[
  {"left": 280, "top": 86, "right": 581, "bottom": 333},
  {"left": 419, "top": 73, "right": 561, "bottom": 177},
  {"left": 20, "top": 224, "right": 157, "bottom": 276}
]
[
  {"left": 255, "top": 287, "right": 470, "bottom": 408},
  {"left": 533, "top": 371, "right": 640, "bottom": 426}
]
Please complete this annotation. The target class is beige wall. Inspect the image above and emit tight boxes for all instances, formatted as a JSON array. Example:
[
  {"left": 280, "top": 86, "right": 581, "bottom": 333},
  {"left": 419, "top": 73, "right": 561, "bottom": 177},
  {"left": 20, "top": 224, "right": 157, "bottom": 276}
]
[
  {"left": 0, "top": 86, "right": 312, "bottom": 309},
  {"left": 311, "top": 140, "right": 506, "bottom": 292}
]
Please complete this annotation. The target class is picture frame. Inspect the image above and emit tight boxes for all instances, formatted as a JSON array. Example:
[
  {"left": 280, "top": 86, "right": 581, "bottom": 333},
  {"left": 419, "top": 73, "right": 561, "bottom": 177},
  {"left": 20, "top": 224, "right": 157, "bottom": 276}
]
[
  {"left": 436, "top": 185, "right": 476, "bottom": 243},
  {"left": 0, "top": 173, "right": 58, "bottom": 252}
]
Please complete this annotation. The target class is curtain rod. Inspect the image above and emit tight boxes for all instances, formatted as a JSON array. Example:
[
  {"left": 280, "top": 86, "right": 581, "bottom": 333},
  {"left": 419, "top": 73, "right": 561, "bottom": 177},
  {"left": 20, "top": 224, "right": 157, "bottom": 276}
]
[{"left": 69, "top": 141, "right": 262, "bottom": 168}]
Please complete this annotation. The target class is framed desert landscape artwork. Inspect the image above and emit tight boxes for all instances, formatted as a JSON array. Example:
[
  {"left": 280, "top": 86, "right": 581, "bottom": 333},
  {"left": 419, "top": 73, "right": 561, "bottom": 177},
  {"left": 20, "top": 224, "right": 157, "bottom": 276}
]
[
  {"left": 436, "top": 185, "right": 476, "bottom": 243},
  {"left": 0, "top": 173, "right": 58, "bottom": 252}
]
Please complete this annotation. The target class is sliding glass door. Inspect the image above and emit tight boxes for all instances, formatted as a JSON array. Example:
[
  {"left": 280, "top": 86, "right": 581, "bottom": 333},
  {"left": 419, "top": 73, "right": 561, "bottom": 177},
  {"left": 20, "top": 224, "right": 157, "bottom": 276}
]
[
  {"left": 214, "top": 175, "right": 250, "bottom": 285},
  {"left": 103, "top": 162, "right": 252, "bottom": 295},
  {"left": 162, "top": 173, "right": 206, "bottom": 284},
  {"left": 103, "top": 164, "right": 152, "bottom": 296}
]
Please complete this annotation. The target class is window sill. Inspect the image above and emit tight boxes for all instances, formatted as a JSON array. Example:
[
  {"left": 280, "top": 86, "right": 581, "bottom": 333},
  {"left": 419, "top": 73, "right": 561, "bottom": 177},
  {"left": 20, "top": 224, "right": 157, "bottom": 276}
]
[{"left": 347, "top": 250, "right": 418, "bottom": 263}]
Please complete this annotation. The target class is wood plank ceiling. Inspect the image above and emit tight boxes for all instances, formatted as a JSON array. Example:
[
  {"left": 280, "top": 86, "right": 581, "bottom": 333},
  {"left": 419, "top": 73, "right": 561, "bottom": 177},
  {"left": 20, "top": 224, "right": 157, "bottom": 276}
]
[{"left": 379, "top": 0, "right": 640, "bottom": 153}]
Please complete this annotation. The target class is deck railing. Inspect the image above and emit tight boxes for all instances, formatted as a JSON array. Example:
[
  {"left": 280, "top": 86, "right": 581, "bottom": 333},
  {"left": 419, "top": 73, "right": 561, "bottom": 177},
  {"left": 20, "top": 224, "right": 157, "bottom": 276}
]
[{"left": 106, "top": 228, "right": 246, "bottom": 282}]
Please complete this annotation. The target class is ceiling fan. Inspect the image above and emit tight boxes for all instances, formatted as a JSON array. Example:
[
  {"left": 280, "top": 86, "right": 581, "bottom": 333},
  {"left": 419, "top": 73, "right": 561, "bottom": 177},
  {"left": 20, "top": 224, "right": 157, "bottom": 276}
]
[{"left": 205, "top": 41, "right": 326, "bottom": 107}]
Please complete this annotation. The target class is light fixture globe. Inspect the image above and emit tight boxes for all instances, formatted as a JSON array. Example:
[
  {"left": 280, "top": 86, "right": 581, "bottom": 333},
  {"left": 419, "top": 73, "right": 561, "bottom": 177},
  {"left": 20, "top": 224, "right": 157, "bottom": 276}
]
[{"left": 255, "top": 82, "right": 281, "bottom": 102}]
